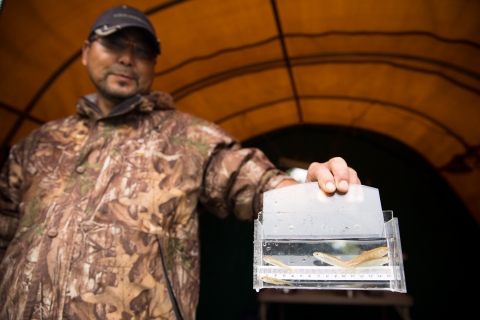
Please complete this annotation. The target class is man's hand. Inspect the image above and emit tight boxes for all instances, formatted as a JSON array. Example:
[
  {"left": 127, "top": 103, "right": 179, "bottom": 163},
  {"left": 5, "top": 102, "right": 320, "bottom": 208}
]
[
  {"left": 277, "top": 157, "right": 361, "bottom": 193},
  {"left": 305, "top": 157, "right": 360, "bottom": 193}
]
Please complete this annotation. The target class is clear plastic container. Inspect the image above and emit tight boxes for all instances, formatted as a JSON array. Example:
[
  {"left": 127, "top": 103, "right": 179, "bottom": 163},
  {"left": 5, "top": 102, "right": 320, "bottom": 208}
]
[{"left": 253, "top": 183, "right": 406, "bottom": 293}]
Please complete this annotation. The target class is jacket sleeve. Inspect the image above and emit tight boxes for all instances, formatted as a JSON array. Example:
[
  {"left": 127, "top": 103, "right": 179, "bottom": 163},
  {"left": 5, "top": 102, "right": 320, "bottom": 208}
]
[
  {"left": 0, "top": 143, "right": 24, "bottom": 260},
  {"left": 200, "top": 142, "right": 295, "bottom": 221}
]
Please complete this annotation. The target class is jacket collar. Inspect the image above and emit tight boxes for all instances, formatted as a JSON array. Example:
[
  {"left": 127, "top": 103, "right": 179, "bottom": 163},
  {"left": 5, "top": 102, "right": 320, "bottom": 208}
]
[{"left": 76, "top": 91, "right": 176, "bottom": 121}]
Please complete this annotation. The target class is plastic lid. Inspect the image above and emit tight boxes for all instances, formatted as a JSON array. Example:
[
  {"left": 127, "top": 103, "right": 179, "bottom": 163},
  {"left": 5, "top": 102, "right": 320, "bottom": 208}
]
[{"left": 261, "top": 183, "right": 385, "bottom": 239}]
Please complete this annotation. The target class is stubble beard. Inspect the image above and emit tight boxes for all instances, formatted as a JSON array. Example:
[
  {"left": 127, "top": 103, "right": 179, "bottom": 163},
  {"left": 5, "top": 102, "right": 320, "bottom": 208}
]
[
  {"left": 97, "top": 75, "right": 139, "bottom": 103},
  {"left": 96, "top": 85, "right": 133, "bottom": 103},
  {"left": 86, "top": 64, "right": 142, "bottom": 104}
]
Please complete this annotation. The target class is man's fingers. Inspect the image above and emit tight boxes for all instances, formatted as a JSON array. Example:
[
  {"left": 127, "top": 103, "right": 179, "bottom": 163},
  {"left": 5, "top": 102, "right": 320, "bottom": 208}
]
[
  {"left": 327, "top": 157, "right": 351, "bottom": 192},
  {"left": 305, "top": 157, "right": 360, "bottom": 193},
  {"left": 305, "top": 162, "right": 335, "bottom": 192},
  {"left": 347, "top": 167, "right": 361, "bottom": 185}
]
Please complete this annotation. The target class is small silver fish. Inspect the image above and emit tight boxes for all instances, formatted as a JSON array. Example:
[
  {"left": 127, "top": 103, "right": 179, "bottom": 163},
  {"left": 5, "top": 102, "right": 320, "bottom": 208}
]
[
  {"left": 263, "top": 256, "right": 295, "bottom": 273},
  {"left": 261, "top": 276, "right": 292, "bottom": 285},
  {"left": 313, "top": 252, "right": 350, "bottom": 268},
  {"left": 346, "top": 246, "right": 389, "bottom": 267},
  {"left": 353, "top": 256, "right": 390, "bottom": 268}
]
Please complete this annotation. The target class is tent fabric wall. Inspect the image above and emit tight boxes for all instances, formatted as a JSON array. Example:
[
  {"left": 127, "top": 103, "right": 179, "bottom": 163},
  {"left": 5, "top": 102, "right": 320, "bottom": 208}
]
[{"left": 0, "top": 0, "right": 479, "bottom": 223}]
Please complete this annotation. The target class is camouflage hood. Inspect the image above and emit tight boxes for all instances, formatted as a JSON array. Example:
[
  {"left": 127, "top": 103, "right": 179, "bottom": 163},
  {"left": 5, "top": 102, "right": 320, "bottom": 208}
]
[{"left": 76, "top": 91, "right": 176, "bottom": 120}]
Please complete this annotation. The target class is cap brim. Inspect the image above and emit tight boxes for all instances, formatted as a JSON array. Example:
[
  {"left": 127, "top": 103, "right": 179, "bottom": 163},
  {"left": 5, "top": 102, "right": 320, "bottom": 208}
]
[{"left": 93, "top": 24, "right": 161, "bottom": 54}]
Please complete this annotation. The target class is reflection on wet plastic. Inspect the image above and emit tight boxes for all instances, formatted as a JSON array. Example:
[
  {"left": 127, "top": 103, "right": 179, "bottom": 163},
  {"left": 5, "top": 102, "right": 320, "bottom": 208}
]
[
  {"left": 253, "top": 183, "right": 406, "bottom": 293},
  {"left": 345, "top": 184, "right": 365, "bottom": 203},
  {"left": 316, "top": 189, "right": 333, "bottom": 203}
]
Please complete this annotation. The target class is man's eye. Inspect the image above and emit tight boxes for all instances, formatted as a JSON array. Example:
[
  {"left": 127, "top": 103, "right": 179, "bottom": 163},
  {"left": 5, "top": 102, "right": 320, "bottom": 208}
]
[
  {"left": 135, "top": 45, "right": 149, "bottom": 54},
  {"left": 135, "top": 45, "right": 155, "bottom": 59},
  {"left": 105, "top": 38, "right": 125, "bottom": 48}
]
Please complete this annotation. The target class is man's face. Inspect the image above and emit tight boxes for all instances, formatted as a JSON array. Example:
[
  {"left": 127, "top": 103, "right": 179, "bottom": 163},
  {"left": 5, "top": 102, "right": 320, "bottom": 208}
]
[{"left": 82, "top": 27, "right": 156, "bottom": 101}]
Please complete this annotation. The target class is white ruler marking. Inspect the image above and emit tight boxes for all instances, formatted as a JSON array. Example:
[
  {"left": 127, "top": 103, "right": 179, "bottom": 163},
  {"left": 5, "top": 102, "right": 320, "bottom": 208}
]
[{"left": 257, "top": 266, "right": 393, "bottom": 281}]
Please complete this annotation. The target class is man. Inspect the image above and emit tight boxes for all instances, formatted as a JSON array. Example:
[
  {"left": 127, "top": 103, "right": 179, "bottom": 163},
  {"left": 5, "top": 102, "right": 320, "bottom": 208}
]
[{"left": 0, "top": 5, "right": 360, "bottom": 320}]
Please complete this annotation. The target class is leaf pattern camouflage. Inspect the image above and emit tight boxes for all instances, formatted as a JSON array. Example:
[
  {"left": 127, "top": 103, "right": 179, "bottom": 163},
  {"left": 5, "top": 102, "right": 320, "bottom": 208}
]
[{"left": 0, "top": 91, "right": 294, "bottom": 319}]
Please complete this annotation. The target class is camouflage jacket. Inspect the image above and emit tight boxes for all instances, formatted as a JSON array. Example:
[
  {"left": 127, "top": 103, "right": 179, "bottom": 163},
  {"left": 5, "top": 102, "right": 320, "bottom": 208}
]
[{"left": 0, "top": 91, "right": 293, "bottom": 319}]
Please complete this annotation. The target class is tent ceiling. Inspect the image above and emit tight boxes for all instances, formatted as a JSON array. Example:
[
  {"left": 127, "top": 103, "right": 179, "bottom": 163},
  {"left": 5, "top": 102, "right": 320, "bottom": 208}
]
[{"left": 1, "top": 0, "right": 479, "bottom": 223}]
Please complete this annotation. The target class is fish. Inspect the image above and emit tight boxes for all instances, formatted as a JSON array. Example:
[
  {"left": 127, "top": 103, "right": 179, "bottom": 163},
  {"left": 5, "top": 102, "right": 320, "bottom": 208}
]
[
  {"left": 312, "top": 251, "right": 350, "bottom": 268},
  {"left": 261, "top": 276, "right": 292, "bottom": 285},
  {"left": 353, "top": 256, "right": 390, "bottom": 268},
  {"left": 346, "top": 246, "right": 389, "bottom": 267},
  {"left": 263, "top": 256, "right": 295, "bottom": 273}
]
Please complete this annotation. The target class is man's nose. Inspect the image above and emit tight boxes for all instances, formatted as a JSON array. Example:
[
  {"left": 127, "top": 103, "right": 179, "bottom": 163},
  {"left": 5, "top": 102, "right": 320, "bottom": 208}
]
[{"left": 118, "top": 45, "right": 135, "bottom": 65}]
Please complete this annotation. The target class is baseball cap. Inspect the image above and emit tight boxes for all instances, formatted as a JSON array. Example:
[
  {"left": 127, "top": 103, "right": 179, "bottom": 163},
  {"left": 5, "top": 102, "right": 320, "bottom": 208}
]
[{"left": 88, "top": 5, "right": 161, "bottom": 55}]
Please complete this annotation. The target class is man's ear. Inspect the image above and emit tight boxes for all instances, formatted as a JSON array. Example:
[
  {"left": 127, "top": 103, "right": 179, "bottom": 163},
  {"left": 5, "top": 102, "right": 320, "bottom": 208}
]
[{"left": 81, "top": 40, "right": 91, "bottom": 66}]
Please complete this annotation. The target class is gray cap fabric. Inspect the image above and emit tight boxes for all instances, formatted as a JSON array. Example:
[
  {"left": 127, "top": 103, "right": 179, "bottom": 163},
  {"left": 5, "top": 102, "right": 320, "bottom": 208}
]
[{"left": 89, "top": 5, "right": 161, "bottom": 54}]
